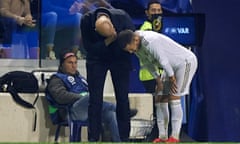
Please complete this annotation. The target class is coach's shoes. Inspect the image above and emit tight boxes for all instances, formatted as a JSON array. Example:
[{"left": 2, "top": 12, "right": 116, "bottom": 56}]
[
  {"left": 165, "top": 136, "right": 180, "bottom": 143},
  {"left": 152, "top": 138, "right": 166, "bottom": 143}
]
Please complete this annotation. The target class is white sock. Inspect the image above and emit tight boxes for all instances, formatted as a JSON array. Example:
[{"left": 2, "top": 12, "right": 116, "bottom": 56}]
[
  {"left": 170, "top": 99, "right": 183, "bottom": 139},
  {"left": 155, "top": 102, "right": 169, "bottom": 140}
]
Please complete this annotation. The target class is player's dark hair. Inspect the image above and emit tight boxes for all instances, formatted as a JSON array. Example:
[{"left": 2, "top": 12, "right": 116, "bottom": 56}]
[{"left": 117, "top": 30, "right": 134, "bottom": 50}]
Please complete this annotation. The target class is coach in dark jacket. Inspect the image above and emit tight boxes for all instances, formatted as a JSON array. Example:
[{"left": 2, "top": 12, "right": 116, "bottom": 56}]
[{"left": 80, "top": 7, "right": 135, "bottom": 141}]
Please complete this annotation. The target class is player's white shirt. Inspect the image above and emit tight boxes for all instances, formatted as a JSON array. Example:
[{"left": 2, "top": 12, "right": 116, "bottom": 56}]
[
  {"left": 136, "top": 30, "right": 197, "bottom": 77},
  {"left": 136, "top": 30, "right": 198, "bottom": 95}
]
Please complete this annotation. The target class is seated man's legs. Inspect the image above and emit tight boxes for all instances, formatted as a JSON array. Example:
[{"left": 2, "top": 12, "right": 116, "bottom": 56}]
[
  {"left": 70, "top": 96, "right": 121, "bottom": 142},
  {"left": 102, "top": 101, "right": 121, "bottom": 142},
  {"left": 70, "top": 96, "right": 89, "bottom": 121}
]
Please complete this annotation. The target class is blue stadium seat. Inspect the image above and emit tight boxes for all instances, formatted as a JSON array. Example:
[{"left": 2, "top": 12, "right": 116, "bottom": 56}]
[{"left": 45, "top": 93, "right": 88, "bottom": 142}]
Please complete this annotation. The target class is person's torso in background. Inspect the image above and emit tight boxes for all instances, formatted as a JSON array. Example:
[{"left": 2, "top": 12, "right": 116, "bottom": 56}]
[{"left": 0, "top": 0, "right": 29, "bottom": 17}]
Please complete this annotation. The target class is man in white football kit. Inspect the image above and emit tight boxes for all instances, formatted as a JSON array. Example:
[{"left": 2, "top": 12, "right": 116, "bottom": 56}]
[{"left": 117, "top": 30, "right": 198, "bottom": 143}]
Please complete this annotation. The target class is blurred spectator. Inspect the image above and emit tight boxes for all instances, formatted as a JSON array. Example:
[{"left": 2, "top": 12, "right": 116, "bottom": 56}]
[
  {"left": 79, "top": 0, "right": 113, "bottom": 13},
  {"left": 40, "top": 0, "right": 113, "bottom": 59},
  {"left": 41, "top": 0, "right": 82, "bottom": 59},
  {"left": 0, "top": 0, "right": 38, "bottom": 58}
]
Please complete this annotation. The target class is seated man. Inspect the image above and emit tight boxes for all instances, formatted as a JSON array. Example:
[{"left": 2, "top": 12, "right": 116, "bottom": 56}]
[{"left": 46, "top": 49, "right": 121, "bottom": 142}]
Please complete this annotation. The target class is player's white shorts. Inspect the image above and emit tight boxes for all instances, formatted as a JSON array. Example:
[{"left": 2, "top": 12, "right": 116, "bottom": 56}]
[{"left": 161, "top": 55, "right": 198, "bottom": 96}]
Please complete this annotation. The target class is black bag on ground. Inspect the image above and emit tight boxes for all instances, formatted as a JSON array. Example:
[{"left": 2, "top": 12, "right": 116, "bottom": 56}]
[
  {"left": 0, "top": 71, "right": 39, "bottom": 108},
  {"left": 0, "top": 71, "right": 39, "bottom": 131}
]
